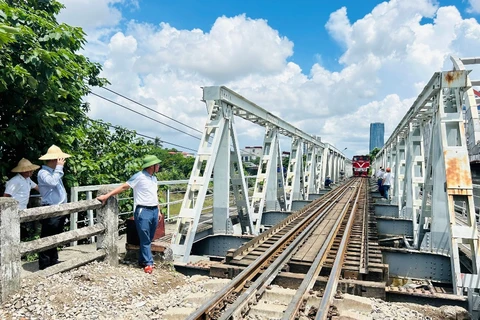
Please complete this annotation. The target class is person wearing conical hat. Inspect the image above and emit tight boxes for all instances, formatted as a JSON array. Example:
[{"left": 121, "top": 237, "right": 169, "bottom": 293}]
[
  {"left": 97, "top": 155, "right": 162, "bottom": 274},
  {"left": 37, "top": 145, "right": 72, "bottom": 270},
  {"left": 3, "top": 158, "right": 40, "bottom": 210}
]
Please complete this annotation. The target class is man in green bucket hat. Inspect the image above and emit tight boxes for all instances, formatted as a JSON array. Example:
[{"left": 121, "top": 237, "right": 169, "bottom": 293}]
[{"left": 98, "top": 155, "right": 161, "bottom": 274}]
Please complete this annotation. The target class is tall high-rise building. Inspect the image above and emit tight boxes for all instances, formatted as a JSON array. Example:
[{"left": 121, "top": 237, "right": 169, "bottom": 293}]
[{"left": 370, "top": 123, "right": 385, "bottom": 152}]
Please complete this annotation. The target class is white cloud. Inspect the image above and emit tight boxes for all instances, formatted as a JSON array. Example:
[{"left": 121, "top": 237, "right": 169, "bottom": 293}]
[
  {"left": 467, "top": 0, "right": 480, "bottom": 13},
  {"left": 57, "top": 0, "right": 123, "bottom": 30},
  {"left": 58, "top": 0, "right": 480, "bottom": 157},
  {"left": 124, "top": 15, "right": 294, "bottom": 83}
]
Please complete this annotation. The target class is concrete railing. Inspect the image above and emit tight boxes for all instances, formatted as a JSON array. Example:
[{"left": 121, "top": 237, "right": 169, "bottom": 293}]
[{"left": 0, "top": 186, "right": 118, "bottom": 302}]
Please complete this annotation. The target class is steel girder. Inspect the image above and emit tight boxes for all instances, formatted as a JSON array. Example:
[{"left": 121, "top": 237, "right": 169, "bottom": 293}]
[
  {"left": 285, "top": 137, "right": 304, "bottom": 210},
  {"left": 376, "top": 68, "right": 480, "bottom": 299},
  {"left": 451, "top": 56, "right": 480, "bottom": 162},
  {"left": 394, "top": 136, "right": 406, "bottom": 206},
  {"left": 320, "top": 147, "right": 329, "bottom": 188},
  {"left": 304, "top": 142, "right": 321, "bottom": 197},
  {"left": 314, "top": 148, "right": 324, "bottom": 193},
  {"left": 171, "top": 100, "right": 254, "bottom": 262},
  {"left": 250, "top": 126, "right": 286, "bottom": 234},
  {"left": 400, "top": 123, "right": 425, "bottom": 247}
]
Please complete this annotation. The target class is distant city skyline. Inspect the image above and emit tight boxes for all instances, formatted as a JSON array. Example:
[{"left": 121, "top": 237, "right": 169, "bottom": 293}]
[{"left": 370, "top": 123, "right": 384, "bottom": 152}]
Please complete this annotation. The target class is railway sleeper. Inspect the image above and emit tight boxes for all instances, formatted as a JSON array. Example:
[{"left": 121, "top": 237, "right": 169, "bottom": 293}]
[{"left": 273, "top": 271, "right": 387, "bottom": 299}]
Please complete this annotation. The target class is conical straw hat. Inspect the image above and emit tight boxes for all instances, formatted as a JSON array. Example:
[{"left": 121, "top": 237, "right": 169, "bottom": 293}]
[
  {"left": 11, "top": 158, "right": 40, "bottom": 172},
  {"left": 38, "top": 145, "right": 71, "bottom": 160}
]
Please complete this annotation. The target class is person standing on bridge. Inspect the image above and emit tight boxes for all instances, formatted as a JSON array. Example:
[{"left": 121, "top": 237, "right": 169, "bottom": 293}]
[
  {"left": 3, "top": 158, "right": 40, "bottom": 209},
  {"left": 97, "top": 155, "right": 161, "bottom": 274},
  {"left": 37, "top": 145, "right": 71, "bottom": 270},
  {"left": 375, "top": 167, "right": 384, "bottom": 196},
  {"left": 4, "top": 158, "right": 41, "bottom": 241},
  {"left": 382, "top": 167, "right": 392, "bottom": 200}
]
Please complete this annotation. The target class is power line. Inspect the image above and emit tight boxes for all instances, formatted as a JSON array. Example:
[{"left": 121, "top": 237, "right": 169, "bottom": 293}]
[
  {"left": 89, "top": 91, "right": 201, "bottom": 141},
  {"left": 87, "top": 118, "right": 198, "bottom": 152},
  {"left": 100, "top": 87, "right": 203, "bottom": 134}
]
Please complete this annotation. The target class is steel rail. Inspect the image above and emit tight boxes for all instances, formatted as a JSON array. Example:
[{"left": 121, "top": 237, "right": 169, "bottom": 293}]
[
  {"left": 230, "top": 184, "right": 353, "bottom": 259},
  {"left": 186, "top": 180, "right": 357, "bottom": 320},
  {"left": 359, "top": 179, "right": 369, "bottom": 274},
  {"left": 219, "top": 182, "right": 359, "bottom": 320},
  {"left": 315, "top": 179, "right": 366, "bottom": 320},
  {"left": 281, "top": 180, "right": 361, "bottom": 320}
]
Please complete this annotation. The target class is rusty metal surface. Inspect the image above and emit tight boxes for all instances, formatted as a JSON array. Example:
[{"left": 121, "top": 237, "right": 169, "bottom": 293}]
[
  {"left": 441, "top": 70, "right": 468, "bottom": 88},
  {"left": 445, "top": 150, "right": 473, "bottom": 189}
]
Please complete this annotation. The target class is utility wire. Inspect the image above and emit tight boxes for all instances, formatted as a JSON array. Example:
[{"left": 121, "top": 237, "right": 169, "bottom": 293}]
[
  {"left": 100, "top": 87, "right": 203, "bottom": 134},
  {"left": 87, "top": 118, "right": 198, "bottom": 152},
  {"left": 89, "top": 91, "right": 201, "bottom": 141}
]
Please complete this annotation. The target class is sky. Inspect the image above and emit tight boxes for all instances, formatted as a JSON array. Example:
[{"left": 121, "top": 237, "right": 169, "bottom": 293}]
[{"left": 56, "top": 0, "right": 480, "bottom": 159}]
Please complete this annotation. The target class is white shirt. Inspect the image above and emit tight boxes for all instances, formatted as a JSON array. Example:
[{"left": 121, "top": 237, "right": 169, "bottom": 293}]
[
  {"left": 376, "top": 170, "right": 384, "bottom": 179},
  {"left": 383, "top": 172, "right": 393, "bottom": 186},
  {"left": 127, "top": 170, "right": 159, "bottom": 207},
  {"left": 5, "top": 174, "right": 37, "bottom": 209},
  {"left": 38, "top": 165, "right": 67, "bottom": 205}
]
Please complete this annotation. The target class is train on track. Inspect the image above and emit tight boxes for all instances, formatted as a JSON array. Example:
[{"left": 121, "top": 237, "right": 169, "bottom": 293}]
[{"left": 352, "top": 155, "right": 370, "bottom": 177}]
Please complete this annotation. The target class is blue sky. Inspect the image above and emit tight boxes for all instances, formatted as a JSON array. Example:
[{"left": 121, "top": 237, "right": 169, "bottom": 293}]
[
  {"left": 119, "top": 0, "right": 474, "bottom": 72},
  {"left": 58, "top": 0, "right": 480, "bottom": 157}
]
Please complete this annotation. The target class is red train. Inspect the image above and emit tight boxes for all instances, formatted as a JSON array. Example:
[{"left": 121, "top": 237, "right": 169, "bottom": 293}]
[{"left": 352, "top": 155, "right": 370, "bottom": 177}]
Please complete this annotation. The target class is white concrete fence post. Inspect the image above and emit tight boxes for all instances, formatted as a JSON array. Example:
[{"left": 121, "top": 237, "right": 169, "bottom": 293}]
[
  {"left": 0, "top": 198, "right": 21, "bottom": 302},
  {"left": 96, "top": 186, "right": 119, "bottom": 266}
]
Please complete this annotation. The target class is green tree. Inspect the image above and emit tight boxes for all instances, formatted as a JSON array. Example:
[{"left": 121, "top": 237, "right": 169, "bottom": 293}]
[
  {"left": 61, "top": 120, "right": 195, "bottom": 187},
  {"left": 0, "top": 23, "right": 19, "bottom": 46},
  {"left": 0, "top": 0, "right": 108, "bottom": 183},
  {"left": 370, "top": 147, "right": 380, "bottom": 162}
]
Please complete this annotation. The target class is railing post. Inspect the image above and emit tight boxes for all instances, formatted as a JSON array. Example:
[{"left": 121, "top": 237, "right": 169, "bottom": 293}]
[
  {"left": 86, "top": 191, "right": 95, "bottom": 243},
  {"left": 166, "top": 188, "right": 170, "bottom": 220},
  {"left": 96, "top": 186, "right": 118, "bottom": 266},
  {"left": 70, "top": 187, "right": 78, "bottom": 246},
  {"left": 0, "top": 198, "right": 21, "bottom": 302}
]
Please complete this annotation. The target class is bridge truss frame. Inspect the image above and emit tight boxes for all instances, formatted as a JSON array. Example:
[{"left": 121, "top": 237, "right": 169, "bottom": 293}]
[
  {"left": 171, "top": 86, "right": 348, "bottom": 262},
  {"left": 375, "top": 60, "right": 480, "bottom": 314}
]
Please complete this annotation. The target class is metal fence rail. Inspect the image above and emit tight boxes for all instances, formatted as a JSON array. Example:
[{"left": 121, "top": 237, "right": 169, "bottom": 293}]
[{"left": 69, "top": 176, "right": 256, "bottom": 245}]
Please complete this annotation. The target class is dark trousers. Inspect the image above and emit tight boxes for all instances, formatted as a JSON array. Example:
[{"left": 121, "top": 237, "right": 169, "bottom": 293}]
[
  {"left": 377, "top": 179, "right": 384, "bottom": 196},
  {"left": 39, "top": 216, "right": 66, "bottom": 270}
]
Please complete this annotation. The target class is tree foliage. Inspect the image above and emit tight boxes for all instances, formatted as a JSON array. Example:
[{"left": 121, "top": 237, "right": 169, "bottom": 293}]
[
  {"left": 0, "top": 1, "right": 195, "bottom": 190},
  {"left": 370, "top": 147, "right": 380, "bottom": 162},
  {"left": 62, "top": 120, "right": 195, "bottom": 188},
  {"left": 0, "top": 0, "right": 108, "bottom": 183}
]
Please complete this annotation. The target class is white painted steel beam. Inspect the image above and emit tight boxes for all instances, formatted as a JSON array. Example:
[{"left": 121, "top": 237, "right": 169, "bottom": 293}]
[
  {"left": 203, "top": 86, "right": 326, "bottom": 148},
  {"left": 304, "top": 143, "right": 319, "bottom": 197},
  {"left": 451, "top": 56, "right": 480, "bottom": 163},
  {"left": 249, "top": 126, "right": 285, "bottom": 233},
  {"left": 393, "top": 136, "right": 406, "bottom": 206},
  {"left": 285, "top": 138, "right": 304, "bottom": 210},
  {"left": 377, "top": 68, "right": 480, "bottom": 300}
]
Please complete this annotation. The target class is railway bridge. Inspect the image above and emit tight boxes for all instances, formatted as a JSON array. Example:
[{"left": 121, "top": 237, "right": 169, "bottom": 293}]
[
  {"left": 166, "top": 55, "right": 480, "bottom": 318},
  {"left": 1, "top": 55, "right": 480, "bottom": 319}
]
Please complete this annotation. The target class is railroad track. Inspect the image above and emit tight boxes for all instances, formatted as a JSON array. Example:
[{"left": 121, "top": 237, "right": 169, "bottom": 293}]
[{"left": 187, "top": 178, "right": 368, "bottom": 320}]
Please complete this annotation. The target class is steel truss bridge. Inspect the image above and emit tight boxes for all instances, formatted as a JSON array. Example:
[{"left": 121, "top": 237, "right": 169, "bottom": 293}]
[
  {"left": 171, "top": 86, "right": 350, "bottom": 260},
  {"left": 169, "top": 55, "right": 480, "bottom": 317}
]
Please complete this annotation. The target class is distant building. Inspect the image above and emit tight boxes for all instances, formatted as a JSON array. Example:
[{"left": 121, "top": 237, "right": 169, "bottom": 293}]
[
  {"left": 369, "top": 123, "right": 384, "bottom": 152},
  {"left": 282, "top": 151, "right": 290, "bottom": 158},
  {"left": 241, "top": 146, "right": 263, "bottom": 162},
  {"left": 168, "top": 151, "right": 195, "bottom": 158}
]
